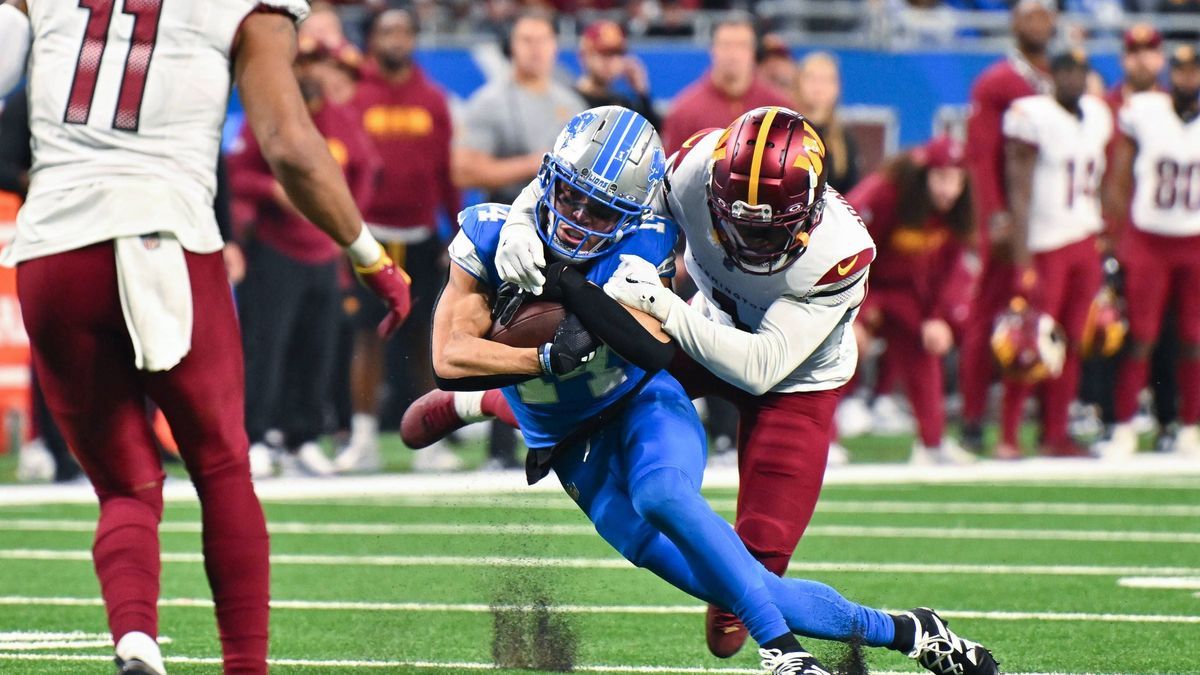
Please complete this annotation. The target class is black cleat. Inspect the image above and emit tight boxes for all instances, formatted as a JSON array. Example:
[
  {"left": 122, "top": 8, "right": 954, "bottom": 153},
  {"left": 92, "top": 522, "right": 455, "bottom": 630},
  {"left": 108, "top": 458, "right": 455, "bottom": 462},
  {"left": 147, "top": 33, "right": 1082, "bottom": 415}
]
[
  {"left": 115, "top": 657, "right": 165, "bottom": 675},
  {"left": 902, "top": 608, "right": 999, "bottom": 675},
  {"left": 758, "top": 646, "right": 833, "bottom": 675}
]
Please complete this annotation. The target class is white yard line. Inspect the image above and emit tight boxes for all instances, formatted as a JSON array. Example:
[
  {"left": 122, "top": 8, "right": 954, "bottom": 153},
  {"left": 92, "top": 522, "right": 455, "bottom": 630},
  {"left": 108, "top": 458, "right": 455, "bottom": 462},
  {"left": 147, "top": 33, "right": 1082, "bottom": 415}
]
[
  {"left": 2, "top": 549, "right": 1200, "bottom": 577},
  {"left": 4, "top": 518, "right": 1198, "bottom": 544},
  {"left": 2, "top": 596, "right": 1197, "bottom": 626},
  {"left": 2, "top": 456, "right": 1199, "bottom": 506},
  {"left": 1117, "top": 577, "right": 1200, "bottom": 590}
]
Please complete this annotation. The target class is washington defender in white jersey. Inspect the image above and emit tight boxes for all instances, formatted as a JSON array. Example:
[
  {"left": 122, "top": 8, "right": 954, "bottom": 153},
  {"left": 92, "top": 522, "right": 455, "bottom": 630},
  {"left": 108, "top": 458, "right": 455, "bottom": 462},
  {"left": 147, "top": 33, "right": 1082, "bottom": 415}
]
[
  {"left": 1003, "top": 87, "right": 1112, "bottom": 255},
  {"left": 1099, "top": 44, "right": 1200, "bottom": 458},
  {"left": 0, "top": 1, "right": 411, "bottom": 673},
  {"left": 999, "top": 49, "right": 1112, "bottom": 458}
]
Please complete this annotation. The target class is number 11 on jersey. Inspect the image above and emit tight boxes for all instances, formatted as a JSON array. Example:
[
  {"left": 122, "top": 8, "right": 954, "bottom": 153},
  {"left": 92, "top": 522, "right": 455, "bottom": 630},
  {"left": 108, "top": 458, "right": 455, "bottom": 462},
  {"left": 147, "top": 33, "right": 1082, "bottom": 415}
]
[{"left": 65, "top": 0, "right": 164, "bottom": 132}]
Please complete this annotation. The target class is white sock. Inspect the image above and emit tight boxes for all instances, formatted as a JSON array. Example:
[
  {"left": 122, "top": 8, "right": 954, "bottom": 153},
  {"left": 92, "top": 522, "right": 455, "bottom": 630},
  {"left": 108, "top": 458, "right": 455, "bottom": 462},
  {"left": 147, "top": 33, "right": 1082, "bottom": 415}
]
[
  {"left": 115, "top": 631, "right": 166, "bottom": 674},
  {"left": 350, "top": 413, "right": 378, "bottom": 441},
  {"left": 453, "top": 390, "right": 487, "bottom": 423}
]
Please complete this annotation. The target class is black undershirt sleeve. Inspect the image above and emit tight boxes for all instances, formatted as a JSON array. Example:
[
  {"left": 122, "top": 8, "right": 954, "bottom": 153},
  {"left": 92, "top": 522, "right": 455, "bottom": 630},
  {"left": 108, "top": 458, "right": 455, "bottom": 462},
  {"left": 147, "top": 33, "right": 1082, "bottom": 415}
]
[{"left": 549, "top": 264, "right": 676, "bottom": 373}]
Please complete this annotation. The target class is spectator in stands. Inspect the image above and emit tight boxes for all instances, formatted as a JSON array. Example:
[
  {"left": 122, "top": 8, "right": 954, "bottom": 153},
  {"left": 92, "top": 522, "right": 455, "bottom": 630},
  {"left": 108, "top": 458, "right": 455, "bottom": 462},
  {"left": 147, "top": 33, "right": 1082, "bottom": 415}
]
[
  {"left": 848, "top": 137, "right": 977, "bottom": 465},
  {"left": 301, "top": 1, "right": 348, "bottom": 50},
  {"left": 662, "top": 12, "right": 792, "bottom": 154},
  {"left": 455, "top": 9, "right": 586, "bottom": 469},
  {"left": 230, "top": 44, "right": 382, "bottom": 479},
  {"left": 795, "top": 52, "right": 861, "bottom": 192},
  {"left": 454, "top": 9, "right": 585, "bottom": 205},
  {"left": 958, "top": 0, "right": 1055, "bottom": 455},
  {"left": 756, "top": 33, "right": 798, "bottom": 94},
  {"left": 336, "top": 9, "right": 462, "bottom": 473},
  {"left": 575, "top": 20, "right": 660, "bottom": 129}
]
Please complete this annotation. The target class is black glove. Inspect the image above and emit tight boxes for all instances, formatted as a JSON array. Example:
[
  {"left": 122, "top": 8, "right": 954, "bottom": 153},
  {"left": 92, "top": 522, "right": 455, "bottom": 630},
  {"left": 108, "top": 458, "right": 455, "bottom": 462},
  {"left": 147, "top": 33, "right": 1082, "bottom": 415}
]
[
  {"left": 492, "top": 281, "right": 529, "bottom": 326},
  {"left": 538, "top": 313, "right": 600, "bottom": 375}
]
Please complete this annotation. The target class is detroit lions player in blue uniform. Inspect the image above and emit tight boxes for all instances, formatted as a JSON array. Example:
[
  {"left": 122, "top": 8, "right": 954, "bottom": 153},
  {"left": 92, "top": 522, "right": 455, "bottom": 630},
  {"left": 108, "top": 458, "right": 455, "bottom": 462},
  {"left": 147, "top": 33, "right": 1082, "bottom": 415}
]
[{"left": 429, "top": 108, "right": 990, "bottom": 675}]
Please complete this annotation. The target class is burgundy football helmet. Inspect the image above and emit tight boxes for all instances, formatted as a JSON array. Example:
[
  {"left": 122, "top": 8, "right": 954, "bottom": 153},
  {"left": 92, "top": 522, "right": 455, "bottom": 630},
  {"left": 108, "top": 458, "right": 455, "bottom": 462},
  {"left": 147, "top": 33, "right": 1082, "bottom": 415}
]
[
  {"left": 706, "top": 107, "right": 828, "bottom": 274},
  {"left": 991, "top": 298, "right": 1067, "bottom": 384}
]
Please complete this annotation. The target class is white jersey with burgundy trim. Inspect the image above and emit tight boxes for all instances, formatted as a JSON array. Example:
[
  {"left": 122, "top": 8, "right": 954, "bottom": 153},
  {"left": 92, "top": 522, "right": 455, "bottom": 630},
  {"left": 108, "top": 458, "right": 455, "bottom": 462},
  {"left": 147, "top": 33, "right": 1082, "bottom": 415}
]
[
  {"left": 1002, "top": 94, "right": 1113, "bottom": 253},
  {"left": 4, "top": 0, "right": 310, "bottom": 265},
  {"left": 1119, "top": 91, "right": 1200, "bottom": 237},
  {"left": 664, "top": 127, "right": 876, "bottom": 393}
]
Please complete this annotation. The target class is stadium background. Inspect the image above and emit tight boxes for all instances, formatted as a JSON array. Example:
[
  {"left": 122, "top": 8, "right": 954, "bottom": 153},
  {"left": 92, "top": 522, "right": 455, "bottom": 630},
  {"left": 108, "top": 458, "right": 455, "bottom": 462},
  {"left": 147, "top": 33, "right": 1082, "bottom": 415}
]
[{"left": 2, "top": 2, "right": 1200, "bottom": 674}]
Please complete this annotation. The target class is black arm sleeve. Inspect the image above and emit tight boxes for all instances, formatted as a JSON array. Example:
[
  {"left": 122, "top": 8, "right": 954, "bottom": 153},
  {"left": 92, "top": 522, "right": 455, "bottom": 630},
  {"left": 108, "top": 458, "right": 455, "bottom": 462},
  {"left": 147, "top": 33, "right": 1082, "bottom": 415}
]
[
  {"left": 434, "top": 372, "right": 536, "bottom": 392},
  {"left": 551, "top": 265, "right": 676, "bottom": 372},
  {"left": 0, "top": 91, "right": 31, "bottom": 197},
  {"left": 215, "top": 155, "right": 234, "bottom": 243}
]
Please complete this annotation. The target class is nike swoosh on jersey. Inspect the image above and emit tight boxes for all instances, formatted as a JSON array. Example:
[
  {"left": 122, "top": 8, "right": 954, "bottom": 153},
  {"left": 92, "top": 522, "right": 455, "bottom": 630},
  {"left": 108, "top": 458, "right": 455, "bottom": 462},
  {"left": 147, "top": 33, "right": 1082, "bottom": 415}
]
[{"left": 837, "top": 255, "right": 859, "bottom": 276}]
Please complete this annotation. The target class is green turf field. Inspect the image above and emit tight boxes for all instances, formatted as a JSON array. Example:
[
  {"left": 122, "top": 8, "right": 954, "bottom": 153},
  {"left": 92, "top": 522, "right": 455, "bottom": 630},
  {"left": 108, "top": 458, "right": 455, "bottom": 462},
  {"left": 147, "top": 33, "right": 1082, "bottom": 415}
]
[{"left": 1, "top": 441, "right": 1198, "bottom": 674}]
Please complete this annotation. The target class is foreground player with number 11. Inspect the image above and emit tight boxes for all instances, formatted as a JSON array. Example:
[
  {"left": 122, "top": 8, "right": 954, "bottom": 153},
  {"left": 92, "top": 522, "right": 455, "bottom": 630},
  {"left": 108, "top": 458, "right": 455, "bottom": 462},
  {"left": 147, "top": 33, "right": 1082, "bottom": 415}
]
[{"left": 0, "top": 1, "right": 412, "bottom": 673}]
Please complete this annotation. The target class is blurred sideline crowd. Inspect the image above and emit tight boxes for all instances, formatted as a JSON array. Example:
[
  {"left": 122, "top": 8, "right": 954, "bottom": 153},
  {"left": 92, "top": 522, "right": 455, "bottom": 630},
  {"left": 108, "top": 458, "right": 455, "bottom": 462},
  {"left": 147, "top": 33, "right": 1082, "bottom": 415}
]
[{"left": 1, "top": 0, "right": 1195, "bottom": 482}]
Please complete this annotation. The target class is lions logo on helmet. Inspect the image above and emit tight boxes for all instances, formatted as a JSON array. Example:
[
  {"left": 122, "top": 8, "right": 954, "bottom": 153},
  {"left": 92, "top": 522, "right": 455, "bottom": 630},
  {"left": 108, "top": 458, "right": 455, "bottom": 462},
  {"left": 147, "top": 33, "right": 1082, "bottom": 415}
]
[
  {"left": 535, "top": 106, "right": 667, "bottom": 261},
  {"left": 991, "top": 298, "right": 1067, "bottom": 384}
]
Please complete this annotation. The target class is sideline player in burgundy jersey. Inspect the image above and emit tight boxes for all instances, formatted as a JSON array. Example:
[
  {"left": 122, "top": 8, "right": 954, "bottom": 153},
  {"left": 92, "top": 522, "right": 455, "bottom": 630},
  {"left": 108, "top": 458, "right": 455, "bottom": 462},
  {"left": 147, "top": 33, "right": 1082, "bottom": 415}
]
[
  {"left": 0, "top": 1, "right": 411, "bottom": 673},
  {"left": 1001, "top": 50, "right": 1113, "bottom": 458},
  {"left": 959, "top": 0, "right": 1055, "bottom": 453},
  {"left": 1098, "top": 45, "right": 1200, "bottom": 459}
]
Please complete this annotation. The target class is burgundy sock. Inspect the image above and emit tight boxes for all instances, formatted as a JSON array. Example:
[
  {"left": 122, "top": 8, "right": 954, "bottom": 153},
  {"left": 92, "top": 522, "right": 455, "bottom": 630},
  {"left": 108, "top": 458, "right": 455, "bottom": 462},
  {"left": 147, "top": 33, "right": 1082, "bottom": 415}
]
[
  {"left": 1114, "top": 356, "right": 1148, "bottom": 423},
  {"left": 94, "top": 493, "right": 162, "bottom": 643},
  {"left": 481, "top": 389, "right": 518, "bottom": 427},
  {"left": 194, "top": 464, "right": 270, "bottom": 674},
  {"left": 1179, "top": 358, "right": 1200, "bottom": 424}
]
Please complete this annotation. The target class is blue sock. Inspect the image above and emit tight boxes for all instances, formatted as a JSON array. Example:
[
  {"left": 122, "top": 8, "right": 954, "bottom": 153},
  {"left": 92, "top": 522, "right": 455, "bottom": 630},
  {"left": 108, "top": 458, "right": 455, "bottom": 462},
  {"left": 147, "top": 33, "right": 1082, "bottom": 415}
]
[
  {"left": 615, "top": 516, "right": 895, "bottom": 647},
  {"left": 629, "top": 467, "right": 790, "bottom": 645}
]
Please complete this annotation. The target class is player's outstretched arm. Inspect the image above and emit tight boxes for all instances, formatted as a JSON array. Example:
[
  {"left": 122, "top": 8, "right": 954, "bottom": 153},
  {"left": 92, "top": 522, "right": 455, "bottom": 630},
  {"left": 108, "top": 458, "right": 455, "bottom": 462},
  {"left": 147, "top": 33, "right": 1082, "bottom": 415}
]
[
  {"left": 234, "top": 11, "right": 411, "bottom": 336},
  {"left": 0, "top": 0, "right": 31, "bottom": 97},
  {"left": 432, "top": 265, "right": 542, "bottom": 385},
  {"left": 605, "top": 254, "right": 860, "bottom": 395}
]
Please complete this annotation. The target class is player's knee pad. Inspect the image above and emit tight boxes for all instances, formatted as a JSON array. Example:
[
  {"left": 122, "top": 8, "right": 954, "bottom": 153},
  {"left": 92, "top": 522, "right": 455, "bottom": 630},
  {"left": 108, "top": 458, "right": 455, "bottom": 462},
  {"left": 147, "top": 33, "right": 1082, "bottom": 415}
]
[{"left": 629, "top": 466, "right": 699, "bottom": 526}]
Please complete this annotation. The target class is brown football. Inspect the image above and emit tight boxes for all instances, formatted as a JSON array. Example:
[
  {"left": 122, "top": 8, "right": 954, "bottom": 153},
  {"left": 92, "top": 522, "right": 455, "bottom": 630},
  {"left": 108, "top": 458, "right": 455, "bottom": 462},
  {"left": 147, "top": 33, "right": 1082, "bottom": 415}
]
[{"left": 487, "top": 301, "right": 567, "bottom": 348}]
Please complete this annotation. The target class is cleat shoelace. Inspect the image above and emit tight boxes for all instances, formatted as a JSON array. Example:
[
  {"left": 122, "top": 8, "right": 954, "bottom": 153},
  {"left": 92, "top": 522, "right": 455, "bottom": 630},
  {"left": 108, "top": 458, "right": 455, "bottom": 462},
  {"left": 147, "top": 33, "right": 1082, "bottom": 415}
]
[
  {"left": 909, "top": 634, "right": 966, "bottom": 675},
  {"left": 758, "top": 648, "right": 832, "bottom": 675}
]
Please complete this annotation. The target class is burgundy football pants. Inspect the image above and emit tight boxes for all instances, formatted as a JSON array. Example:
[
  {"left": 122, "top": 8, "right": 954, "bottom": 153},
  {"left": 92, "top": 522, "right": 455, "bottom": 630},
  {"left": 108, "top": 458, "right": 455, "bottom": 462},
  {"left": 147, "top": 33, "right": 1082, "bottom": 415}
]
[
  {"left": 861, "top": 288, "right": 947, "bottom": 448},
  {"left": 1115, "top": 229, "right": 1200, "bottom": 424},
  {"left": 18, "top": 242, "right": 270, "bottom": 674},
  {"left": 958, "top": 256, "right": 1015, "bottom": 427},
  {"left": 669, "top": 352, "right": 841, "bottom": 575},
  {"left": 1001, "top": 236, "right": 1103, "bottom": 446}
]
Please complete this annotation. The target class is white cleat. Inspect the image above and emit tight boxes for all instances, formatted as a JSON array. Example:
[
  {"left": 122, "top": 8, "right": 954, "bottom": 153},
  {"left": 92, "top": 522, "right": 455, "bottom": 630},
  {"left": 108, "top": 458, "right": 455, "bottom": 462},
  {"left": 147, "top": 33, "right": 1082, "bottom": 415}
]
[
  {"left": 758, "top": 647, "right": 832, "bottom": 675},
  {"left": 909, "top": 439, "right": 976, "bottom": 465},
  {"left": 333, "top": 437, "right": 382, "bottom": 474},
  {"left": 835, "top": 395, "right": 874, "bottom": 438},
  {"left": 248, "top": 443, "right": 275, "bottom": 480},
  {"left": 1174, "top": 425, "right": 1200, "bottom": 458},
  {"left": 16, "top": 438, "right": 56, "bottom": 483},
  {"left": 826, "top": 441, "right": 850, "bottom": 467},
  {"left": 411, "top": 439, "right": 464, "bottom": 473},
  {"left": 115, "top": 631, "right": 166, "bottom": 675},
  {"left": 1094, "top": 422, "right": 1138, "bottom": 460},
  {"left": 286, "top": 442, "right": 336, "bottom": 477},
  {"left": 871, "top": 394, "right": 915, "bottom": 435}
]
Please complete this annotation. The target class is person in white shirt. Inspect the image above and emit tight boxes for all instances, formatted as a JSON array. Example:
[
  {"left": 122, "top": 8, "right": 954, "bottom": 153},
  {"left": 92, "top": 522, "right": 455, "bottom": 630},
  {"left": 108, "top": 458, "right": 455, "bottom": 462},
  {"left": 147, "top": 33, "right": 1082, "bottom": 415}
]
[
  {"left": 1098, "top": 44, "right": 1200, "bottom": 458},
  {"left": 1001, "top": 49, "right": 1113, "bottom": 459}
]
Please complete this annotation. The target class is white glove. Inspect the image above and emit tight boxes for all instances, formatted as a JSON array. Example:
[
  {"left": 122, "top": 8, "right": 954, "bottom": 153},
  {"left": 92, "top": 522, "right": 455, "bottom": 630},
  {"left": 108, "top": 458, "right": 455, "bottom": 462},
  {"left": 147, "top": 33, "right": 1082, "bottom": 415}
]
[
  {"left": 495, "top": 221, "right": 547, "bottom": 294},
  {"left": 603, "top": 254, "right": 678, "bottom": 322}
]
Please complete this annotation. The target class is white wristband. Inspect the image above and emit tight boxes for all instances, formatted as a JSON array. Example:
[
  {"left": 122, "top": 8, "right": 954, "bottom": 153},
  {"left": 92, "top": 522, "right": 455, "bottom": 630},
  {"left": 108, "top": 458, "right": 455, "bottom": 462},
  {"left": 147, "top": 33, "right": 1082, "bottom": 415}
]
[{"left": 346, "top": 225, "right": 383, "bottom": 268}]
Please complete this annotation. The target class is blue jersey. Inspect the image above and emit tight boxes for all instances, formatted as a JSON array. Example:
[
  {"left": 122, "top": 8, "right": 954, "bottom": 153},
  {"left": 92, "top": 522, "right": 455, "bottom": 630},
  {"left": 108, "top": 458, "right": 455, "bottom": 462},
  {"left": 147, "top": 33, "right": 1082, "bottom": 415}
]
[{"left": 447, "top": 203, "right": 680, "bottom": 448}]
